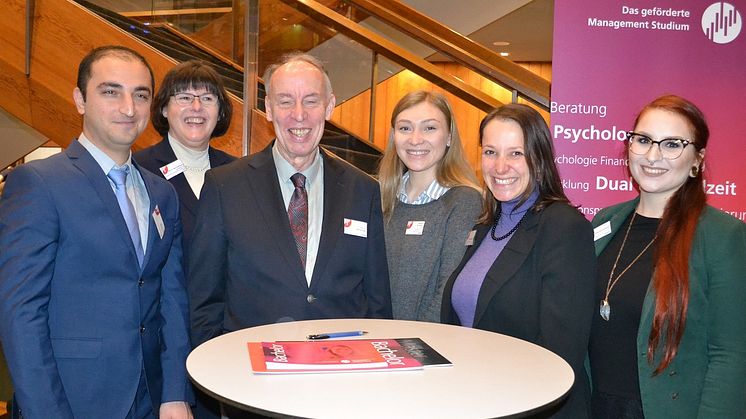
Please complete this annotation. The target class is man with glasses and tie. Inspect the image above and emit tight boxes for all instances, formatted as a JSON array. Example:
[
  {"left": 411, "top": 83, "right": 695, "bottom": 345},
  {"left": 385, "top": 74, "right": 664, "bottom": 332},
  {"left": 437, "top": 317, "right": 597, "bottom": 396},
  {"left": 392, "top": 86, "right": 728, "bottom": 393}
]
[
  {"left": 0, "top": 45, "right": 193, "bottom": 418},
  {"left": 187, "top": 53, "right": 392, "bottom": 369}
]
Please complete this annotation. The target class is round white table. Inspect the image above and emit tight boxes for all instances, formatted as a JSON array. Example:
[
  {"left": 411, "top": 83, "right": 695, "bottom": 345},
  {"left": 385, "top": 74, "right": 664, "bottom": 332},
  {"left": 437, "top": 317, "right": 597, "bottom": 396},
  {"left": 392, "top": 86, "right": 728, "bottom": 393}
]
[{"left": 187, "top": 318, "right": 574, "bottom": 418}]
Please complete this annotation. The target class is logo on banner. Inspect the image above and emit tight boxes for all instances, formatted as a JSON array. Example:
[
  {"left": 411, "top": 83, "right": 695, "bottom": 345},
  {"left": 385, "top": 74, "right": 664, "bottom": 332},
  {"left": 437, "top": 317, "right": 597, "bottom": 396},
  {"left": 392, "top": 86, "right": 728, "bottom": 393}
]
[{"left": 702, "top": 2, "right": 742, "bottom": 43}]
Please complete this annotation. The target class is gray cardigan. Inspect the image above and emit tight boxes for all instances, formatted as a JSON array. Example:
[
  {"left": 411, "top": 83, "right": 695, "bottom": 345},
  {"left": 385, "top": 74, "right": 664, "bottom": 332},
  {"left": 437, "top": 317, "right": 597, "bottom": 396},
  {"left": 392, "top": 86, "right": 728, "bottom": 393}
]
[{"left": 385, "top": 186, "right": 481, "bottom": 322}]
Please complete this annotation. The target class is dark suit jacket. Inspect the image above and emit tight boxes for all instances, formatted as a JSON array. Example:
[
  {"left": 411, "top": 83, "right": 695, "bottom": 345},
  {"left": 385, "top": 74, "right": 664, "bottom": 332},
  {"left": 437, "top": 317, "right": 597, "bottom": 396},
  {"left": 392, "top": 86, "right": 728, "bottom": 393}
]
[
  {"left": 442, "top": 202, "right": 596, "bottom": 419},
  {"left": 0, "top": 140, "right": 192, "bottom": 418},
  {"left": 592, "top": 199, "right": 746, "bottom": 418},
  {"left": 134, "top": 138, "right": 235, "bottom": 248},
  {"left": 188, "top": 143, "right": 392, "bottom": 346}
]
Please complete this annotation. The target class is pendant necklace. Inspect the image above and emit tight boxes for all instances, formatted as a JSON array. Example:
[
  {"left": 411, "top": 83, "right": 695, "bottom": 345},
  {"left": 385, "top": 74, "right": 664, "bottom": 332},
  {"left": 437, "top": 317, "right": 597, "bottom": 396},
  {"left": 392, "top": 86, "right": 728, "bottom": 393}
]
[{"left": 600, "top": 212, "right": 656, "bottom": 321}]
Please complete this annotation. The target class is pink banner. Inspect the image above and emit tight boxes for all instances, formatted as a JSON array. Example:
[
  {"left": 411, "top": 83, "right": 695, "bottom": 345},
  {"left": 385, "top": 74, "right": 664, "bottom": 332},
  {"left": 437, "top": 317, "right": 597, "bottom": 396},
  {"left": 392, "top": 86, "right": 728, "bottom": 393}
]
[{"left": 551, "top": 1, "right": 745, "bottom": 221}]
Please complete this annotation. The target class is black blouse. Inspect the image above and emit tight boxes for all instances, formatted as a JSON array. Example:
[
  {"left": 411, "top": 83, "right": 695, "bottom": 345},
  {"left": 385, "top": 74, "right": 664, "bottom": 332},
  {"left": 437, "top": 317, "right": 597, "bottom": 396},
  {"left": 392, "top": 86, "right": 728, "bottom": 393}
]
[{"left": 589, "top": 212, "right": 660, "bottom": 399}]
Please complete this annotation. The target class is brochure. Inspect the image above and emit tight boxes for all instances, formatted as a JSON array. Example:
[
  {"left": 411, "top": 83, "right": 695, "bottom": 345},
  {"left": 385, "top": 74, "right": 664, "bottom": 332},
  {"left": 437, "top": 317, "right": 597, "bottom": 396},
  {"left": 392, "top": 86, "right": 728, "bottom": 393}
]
[{"left": 248, "top": 337, "right": 451, "bottom": 374}]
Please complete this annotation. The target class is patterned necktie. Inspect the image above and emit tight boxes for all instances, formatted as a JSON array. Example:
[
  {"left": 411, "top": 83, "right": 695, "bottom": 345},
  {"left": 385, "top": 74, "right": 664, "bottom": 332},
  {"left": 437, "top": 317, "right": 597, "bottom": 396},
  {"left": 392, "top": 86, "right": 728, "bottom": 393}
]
[
  {"left": 288, "top": 173, "right": 308, "bottom": 267},
  {"left": 108, "top": 167, "right": 145, "bottom": 267}
]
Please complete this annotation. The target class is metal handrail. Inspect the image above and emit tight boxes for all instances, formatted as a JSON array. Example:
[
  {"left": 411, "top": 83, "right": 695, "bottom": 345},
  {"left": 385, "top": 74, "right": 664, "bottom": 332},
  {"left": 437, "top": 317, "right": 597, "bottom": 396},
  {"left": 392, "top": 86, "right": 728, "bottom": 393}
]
[
  {"left": 279, "top": 0, "right": 502, "bottom": 113},
  {"left": 346, "top": 0, "right": 550, "bottom": 109}
]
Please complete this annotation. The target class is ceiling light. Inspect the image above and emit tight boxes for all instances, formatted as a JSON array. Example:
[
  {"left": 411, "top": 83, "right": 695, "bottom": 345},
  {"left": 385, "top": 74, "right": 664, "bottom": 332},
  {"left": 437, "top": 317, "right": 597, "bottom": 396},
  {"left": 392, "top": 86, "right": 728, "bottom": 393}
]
[
  {"left": 500, "top": 52, "right": 510, "bottom": 57},
  {"left": 493, "top": 41, "right": 511, "bottom": 46}
]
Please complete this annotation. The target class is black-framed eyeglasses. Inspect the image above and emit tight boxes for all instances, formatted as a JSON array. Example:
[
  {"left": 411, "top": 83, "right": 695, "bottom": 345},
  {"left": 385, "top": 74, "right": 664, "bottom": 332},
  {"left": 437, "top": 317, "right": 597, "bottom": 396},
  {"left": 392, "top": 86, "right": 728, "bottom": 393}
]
[
  {"left": 171, "top": 92, "right": 218, "bottom": 107},
  {"left": 626, "top": 131, "right": 693, "bottom": 160}
]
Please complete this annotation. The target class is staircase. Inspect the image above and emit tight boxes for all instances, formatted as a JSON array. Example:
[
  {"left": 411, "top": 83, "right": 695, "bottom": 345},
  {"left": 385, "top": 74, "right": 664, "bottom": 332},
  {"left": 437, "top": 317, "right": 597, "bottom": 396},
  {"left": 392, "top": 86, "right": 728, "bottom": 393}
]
[
  {"left": 1, "top": 0, "right": 550, "bottom": 174},
  {"left": 74, "top": 0, "right": 383, "bottom": 173}
]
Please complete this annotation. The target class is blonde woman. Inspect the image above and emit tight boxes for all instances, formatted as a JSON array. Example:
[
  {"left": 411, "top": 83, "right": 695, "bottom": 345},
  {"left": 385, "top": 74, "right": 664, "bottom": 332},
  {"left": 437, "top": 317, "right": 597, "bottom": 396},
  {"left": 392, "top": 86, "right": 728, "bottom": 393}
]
[{"left": 378, "top": 90, "right": 481, "bottom": 322}]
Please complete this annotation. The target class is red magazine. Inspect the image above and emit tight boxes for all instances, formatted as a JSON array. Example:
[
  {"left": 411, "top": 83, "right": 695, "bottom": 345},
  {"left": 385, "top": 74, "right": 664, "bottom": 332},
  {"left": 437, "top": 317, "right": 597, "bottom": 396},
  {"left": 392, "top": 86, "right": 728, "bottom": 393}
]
[{"left": 248, "top": 338, "right": 449, "bottom": 374}]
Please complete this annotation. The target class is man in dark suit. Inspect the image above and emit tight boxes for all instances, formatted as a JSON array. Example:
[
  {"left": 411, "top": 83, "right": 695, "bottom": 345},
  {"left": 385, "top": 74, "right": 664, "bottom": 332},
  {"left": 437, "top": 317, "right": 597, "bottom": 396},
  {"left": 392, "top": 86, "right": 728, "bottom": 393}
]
[
  {"left": 188, "top": 53, "right": 392, "bottom": 349},
  {"left": 0, "top": 46, "right": 193, "bottom": 418}
]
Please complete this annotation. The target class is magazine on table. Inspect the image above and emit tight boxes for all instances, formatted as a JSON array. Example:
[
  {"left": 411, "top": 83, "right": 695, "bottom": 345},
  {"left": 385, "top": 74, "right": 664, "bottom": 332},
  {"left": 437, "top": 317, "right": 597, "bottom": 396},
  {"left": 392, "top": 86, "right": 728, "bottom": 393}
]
[{"left": 248, "top": 337, "right": 451, "bottom": 374}]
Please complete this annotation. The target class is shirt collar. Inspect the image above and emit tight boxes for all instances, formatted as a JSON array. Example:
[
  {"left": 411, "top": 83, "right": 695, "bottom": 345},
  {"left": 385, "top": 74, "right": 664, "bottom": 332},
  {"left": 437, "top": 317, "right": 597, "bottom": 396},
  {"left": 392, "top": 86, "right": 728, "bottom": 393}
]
[
  {"left": 272, "top": 142, "right": 322, "bottom": 186},
  {"left": 397, "top": 171, "right": 449, "bottom": 204},
  {"left": 77, "top": 133, "right": 133, "bottom": 174}
]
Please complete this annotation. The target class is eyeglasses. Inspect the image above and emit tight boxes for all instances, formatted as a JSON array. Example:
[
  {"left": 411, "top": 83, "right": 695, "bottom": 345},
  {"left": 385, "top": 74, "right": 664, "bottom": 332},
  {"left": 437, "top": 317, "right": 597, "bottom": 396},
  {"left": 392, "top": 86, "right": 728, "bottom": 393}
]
[
  {"left": 626, "top": 131, "right": 693, "bottom": 160},
  {"left": 172, "top": 92, "right": 218, "bottom": 107}
]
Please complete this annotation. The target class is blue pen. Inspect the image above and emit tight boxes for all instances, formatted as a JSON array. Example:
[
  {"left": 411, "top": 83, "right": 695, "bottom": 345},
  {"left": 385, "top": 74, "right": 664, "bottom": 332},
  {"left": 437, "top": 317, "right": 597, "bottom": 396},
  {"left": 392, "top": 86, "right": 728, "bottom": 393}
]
[{"left": 307, "top": 331, "right": 367, "bottom": 340}]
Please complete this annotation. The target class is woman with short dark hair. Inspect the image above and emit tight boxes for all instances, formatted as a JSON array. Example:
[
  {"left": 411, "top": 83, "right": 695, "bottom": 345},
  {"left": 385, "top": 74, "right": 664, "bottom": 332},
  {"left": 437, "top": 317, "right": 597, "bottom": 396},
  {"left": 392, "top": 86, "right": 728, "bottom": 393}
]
[{"left": 135, "top": 60, "right": 235, "bottom": 247}]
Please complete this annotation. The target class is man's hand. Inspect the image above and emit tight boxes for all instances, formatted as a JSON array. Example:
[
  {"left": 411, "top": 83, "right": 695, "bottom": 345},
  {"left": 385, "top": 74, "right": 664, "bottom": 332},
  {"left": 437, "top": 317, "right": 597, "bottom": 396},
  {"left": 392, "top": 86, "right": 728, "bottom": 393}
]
[{"left": 160, "top": 401, "right": 193, "bottom": 419}]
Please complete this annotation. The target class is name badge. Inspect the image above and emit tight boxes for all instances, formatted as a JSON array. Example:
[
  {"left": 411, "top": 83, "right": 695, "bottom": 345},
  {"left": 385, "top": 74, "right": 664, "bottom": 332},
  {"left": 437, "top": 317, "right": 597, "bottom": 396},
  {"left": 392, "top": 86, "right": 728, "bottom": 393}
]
[
  {"left": 405, "top": 221, "right": 425, "bottom": 235},
  {"left": 343, "top": 218, "right": 367, "bottom": 238},
  {"left": 594, "top": 221, "right": 612, "bottom": 241},
  {"left": 159, "top": 160, "right": 185, "bottom": 180},
  {"left": 465, "top": 229, "right": 476, "bottom": 246},
  {"left": 152, "top": 205, "right": 165, "bottom": 239}
]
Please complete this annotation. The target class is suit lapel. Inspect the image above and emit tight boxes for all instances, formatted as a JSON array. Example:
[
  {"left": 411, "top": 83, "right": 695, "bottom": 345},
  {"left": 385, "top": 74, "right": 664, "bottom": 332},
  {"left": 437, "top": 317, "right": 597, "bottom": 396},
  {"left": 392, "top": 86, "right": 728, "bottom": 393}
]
[
  {"left": 208, "top": 146, "right": 234, "bottom": 166},
  {"left": 67, "top": 141, "right": 141, "bottom": 268},
  {"left": 593, "top": 199, "right": 658, "bottom": 341},
  {"left": 593, "top": 199, "right": 638, "bottom": 255},
  {"left": 134, "top": 159, "right": 158, "bottom": 272},
  {"left": 151, "top": 139, "right": 199, "bottom": 219},
  {"left": 310, "top": 150, "right": 346, "bottom": 286},
  {"left": 247, "top": 145, "right": 308, "bottom": 286},
  {"left": 473, "top": 210, "right": 541, "bottom": 326},
  {"left": 441, "top": 223, "right": 484, "bottom": 324},
  {"left": 461, "top": 224, "right": 491, "bottom": 270}
]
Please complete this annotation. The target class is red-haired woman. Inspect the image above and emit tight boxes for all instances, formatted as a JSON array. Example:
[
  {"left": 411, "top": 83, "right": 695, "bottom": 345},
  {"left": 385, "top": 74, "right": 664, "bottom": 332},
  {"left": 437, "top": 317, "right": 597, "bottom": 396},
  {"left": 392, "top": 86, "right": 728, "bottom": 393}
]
[{"left": 589, "top": 95, "right": 746, "bottom": 418}]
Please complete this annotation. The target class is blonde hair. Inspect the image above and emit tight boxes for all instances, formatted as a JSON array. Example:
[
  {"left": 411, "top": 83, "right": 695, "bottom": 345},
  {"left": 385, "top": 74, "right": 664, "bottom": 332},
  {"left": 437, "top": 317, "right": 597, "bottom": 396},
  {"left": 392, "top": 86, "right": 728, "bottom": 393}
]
[{"left": 378, "top": 90, "right": 480, "bottom": 221}]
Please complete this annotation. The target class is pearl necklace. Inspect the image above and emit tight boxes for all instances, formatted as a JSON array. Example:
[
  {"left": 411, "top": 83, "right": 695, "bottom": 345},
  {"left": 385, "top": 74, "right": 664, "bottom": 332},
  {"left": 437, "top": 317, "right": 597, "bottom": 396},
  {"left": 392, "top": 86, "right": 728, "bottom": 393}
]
[{"left": 490, "top": 210, "right": 529, "bottom": 241}]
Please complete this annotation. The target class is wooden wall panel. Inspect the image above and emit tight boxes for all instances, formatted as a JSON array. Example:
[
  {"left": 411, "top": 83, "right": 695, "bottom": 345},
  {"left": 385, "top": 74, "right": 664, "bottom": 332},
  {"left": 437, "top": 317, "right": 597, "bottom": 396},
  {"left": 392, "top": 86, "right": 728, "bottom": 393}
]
[
  {"left": 1, "top": 0, "right": 253, "bottom": 157},
  {"left": 331, "top": 62, "right": 552, "bottom": 168},
  {"left": 249, "top": 108, "right": 275, "bottom": 153},
  {"left": 0, "top": 61, "right": 33, "bottom": 125},
  {"left": 0, "top": 1, "right": 33, "bottom": 125},
  {"left": 2, "top": 0, "right": 550, "bottom": 164}
]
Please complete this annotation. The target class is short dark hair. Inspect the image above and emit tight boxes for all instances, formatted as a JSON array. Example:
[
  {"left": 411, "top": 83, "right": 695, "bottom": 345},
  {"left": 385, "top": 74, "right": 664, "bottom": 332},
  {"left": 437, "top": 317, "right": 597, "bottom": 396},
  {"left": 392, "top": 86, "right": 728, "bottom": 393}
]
[
  {"left": 77, "top": 45, "right": 154, "bottom": 100},
  {"left": 478, "top": 103, "right": 569, "bottom": 223},
  {"left": 150, "top": 60, "right": 233, "bottom": 138}
]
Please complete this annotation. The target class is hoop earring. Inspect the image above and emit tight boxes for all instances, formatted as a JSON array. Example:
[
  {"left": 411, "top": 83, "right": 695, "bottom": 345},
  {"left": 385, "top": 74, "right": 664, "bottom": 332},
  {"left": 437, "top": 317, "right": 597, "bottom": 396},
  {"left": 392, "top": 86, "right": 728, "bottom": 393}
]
[{"left": 690, "top": 165, "right": 700, "bottom": 178}]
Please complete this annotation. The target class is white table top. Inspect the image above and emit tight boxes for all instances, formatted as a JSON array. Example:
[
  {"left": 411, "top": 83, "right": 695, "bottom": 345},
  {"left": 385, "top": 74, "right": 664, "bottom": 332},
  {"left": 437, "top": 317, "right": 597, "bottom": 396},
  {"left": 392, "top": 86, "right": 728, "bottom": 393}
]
[{"left": 187, "top": 318, "right": 574, "bottom": 418}]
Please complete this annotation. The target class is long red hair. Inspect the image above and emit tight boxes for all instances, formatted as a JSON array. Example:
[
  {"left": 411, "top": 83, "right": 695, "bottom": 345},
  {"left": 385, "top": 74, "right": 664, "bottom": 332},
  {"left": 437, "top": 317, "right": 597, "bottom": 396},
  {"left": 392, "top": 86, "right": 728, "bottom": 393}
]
[{"left": 633, "top": 95, "right": 708, "bottom": 375}]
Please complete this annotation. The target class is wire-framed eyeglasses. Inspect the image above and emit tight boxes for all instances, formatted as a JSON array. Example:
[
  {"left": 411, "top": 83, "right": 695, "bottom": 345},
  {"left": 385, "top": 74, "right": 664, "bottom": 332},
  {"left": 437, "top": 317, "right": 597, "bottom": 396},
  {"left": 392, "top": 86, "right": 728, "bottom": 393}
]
[
  {"left": 626, "top": 131, "right": 693, "bottom": 160},
  {"left": 171, "top": 92, "right": 218, "bottom": 107}
]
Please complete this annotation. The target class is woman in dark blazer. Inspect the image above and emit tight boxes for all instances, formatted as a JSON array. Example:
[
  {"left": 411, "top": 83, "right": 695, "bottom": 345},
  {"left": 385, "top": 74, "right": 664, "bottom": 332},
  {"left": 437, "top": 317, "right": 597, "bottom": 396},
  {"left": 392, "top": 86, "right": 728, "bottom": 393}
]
[
  {"left": 442, "top": 104, "right": 596, "bottom": 419},
  {"left": 134, "top": 60, "right": 235, "bottom": 419},
  {"left": 135, "top": 60, "right": 235, "bottom": 247},
  {"left": 588, "top": 95, "right": 746, "bottom": 418}
]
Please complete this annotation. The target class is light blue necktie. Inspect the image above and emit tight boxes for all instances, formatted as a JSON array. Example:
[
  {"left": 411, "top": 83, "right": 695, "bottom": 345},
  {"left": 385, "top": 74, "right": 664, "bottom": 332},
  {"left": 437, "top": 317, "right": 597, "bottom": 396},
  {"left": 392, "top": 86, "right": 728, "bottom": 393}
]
[{"left": 108, "top": 167, "right": 145, "bottom": 267}]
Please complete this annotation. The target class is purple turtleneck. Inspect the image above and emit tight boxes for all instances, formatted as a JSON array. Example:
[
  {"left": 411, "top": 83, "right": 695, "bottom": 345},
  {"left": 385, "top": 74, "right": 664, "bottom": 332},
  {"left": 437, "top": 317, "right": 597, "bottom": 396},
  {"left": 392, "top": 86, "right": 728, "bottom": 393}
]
[{"left": 451, "top": 188, "right": 539, "bottom": 327}]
